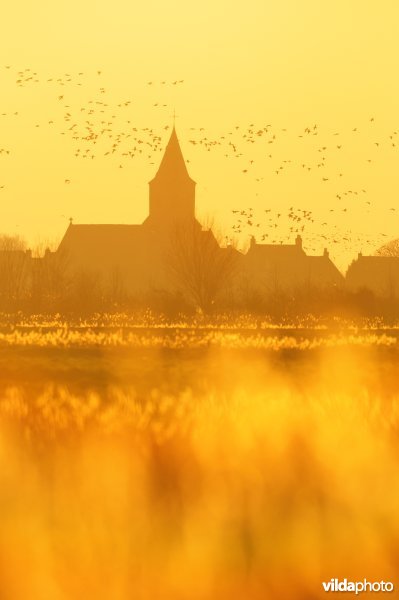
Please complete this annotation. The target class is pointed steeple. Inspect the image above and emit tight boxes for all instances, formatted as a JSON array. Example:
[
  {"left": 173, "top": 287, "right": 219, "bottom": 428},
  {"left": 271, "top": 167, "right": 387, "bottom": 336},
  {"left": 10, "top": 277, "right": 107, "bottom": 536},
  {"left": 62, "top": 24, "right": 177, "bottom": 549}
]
[
  {"left": 151, "top": 126, "right": 194, "bottom": 183},
  {"left": 145, "top": 126, "right": 197, "bottom": 230}
]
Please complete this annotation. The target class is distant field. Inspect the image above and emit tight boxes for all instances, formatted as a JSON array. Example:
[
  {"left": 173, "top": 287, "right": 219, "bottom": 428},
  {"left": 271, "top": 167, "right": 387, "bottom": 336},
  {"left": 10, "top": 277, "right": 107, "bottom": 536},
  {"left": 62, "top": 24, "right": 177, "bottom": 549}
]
[{"left": 0, "top": 326, "right": 398, "bottom": 598}]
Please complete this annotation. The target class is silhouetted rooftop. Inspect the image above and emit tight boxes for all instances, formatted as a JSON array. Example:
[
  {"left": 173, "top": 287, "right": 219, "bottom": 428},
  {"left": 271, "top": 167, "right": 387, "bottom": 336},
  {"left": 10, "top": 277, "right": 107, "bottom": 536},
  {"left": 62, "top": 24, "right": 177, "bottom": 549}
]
[
  {"left": 58, "top": 223, "right": 146, "bottom": 253},
  {"left": 355, "top": 255, "right": 399, "bottom": 262},
  {"left": 247, "top": 243, "right": 304, "bottom": 257}
]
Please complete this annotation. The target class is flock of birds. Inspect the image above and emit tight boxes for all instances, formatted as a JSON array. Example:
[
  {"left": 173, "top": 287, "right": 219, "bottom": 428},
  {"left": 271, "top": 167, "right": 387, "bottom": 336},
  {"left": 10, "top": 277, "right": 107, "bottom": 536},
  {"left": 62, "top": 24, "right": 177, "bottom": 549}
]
[
  {"left": 0, "top": 65, "right": 398, "bottom": 261},
  {"left": 228, "top": 206, "right": 393, "bottom": 256}
]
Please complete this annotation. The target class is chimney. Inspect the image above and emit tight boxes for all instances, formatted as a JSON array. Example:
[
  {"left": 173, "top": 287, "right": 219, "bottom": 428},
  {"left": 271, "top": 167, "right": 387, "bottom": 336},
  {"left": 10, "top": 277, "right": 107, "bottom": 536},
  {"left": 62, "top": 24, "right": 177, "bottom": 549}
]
[
  {"left": 295, "top": 234, "right": 302, "bottom": 249},
  {"left": 323, "top": 248, "right": 329, "bottom": 258}
]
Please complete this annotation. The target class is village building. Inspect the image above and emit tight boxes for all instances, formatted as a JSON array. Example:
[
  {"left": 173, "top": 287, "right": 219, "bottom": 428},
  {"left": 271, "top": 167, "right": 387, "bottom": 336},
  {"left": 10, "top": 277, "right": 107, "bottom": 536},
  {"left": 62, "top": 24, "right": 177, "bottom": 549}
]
[
  {"left": 50, "top": 126, "right": 344, "bottom": 303},
  {"left": 346, "top": 252, "right": 399, "bottom": 297}
]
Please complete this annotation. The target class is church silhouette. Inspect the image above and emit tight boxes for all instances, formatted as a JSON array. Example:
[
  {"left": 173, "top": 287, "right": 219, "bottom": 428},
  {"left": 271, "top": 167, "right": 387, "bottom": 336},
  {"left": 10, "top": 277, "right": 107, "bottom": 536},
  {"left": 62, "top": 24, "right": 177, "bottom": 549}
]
[
  {"left": 3, "top": 126, "right": 399, "bottom": 311},
  {"left": 53, "top": 127, "right": 345, "bottom": 302}
]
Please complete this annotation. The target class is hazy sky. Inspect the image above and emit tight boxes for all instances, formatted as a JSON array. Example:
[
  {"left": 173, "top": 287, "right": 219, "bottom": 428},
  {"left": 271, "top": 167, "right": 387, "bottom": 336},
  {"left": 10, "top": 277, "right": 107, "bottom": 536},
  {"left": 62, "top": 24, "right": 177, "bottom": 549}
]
[{"left": 1, "top": 0, "right": 399, "bottom": 270}]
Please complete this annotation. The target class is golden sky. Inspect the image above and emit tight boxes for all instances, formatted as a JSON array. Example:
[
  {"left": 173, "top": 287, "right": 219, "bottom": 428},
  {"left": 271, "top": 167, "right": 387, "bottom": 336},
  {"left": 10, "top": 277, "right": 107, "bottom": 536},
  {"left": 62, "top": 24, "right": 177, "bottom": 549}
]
[{"left": 1, "top": 0, "right": 399, "bottom": 270}]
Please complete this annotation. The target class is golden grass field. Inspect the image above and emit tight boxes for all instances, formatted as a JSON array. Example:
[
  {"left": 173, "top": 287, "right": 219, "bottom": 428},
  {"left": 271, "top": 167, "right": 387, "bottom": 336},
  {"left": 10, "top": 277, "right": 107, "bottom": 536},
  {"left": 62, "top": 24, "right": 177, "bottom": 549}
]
[{"left": 0, "top": 315, "right": 398, "bottom": 598}]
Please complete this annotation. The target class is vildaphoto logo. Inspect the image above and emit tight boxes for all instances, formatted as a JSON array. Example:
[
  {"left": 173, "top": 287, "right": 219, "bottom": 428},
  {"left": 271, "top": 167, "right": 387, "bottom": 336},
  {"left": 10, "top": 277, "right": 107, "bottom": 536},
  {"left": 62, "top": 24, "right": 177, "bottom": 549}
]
[{"left": 322, "top": 579, "right": 394, "bottom": 594}]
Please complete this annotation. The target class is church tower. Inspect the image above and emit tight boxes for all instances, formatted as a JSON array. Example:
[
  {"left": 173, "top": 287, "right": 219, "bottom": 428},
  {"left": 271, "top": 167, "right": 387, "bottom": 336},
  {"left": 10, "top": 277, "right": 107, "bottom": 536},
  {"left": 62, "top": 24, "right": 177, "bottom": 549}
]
[{"left": 144, "top": 127, "right": 197, "bottom": 230}]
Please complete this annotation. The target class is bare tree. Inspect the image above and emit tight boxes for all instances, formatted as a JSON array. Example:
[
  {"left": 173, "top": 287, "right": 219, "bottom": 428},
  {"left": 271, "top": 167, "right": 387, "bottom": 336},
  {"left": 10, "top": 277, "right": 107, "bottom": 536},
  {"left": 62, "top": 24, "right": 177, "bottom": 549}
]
[
  {"left": 375, "top": 239, "right": 399, "bottom": 257},
  {"left": 167, "top": 217, "right": 239, "bottom": 313},
  {"left": 0, "top": 234, "right": 29, "bottom": 310},
  {"left": 29, "top": 239, "right": 71, "bottom": 312}
]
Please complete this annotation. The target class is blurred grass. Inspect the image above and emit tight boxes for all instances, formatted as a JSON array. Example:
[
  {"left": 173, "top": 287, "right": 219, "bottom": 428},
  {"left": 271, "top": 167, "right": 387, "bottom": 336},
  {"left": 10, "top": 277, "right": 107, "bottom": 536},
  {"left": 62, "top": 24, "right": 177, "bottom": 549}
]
[{"left": 0, "top": 331, "right": 398, "bottom": 598}]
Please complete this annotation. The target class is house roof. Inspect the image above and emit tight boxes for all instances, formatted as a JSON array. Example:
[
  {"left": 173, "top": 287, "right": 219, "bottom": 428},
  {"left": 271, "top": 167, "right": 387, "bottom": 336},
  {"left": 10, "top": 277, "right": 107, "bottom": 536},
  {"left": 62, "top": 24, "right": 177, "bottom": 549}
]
[
  {"left": 306, "top": 255, "right": 344, "bottom": 279},
  {"left": 347, "top": 254, "right": 399, "bottom": 277},
  {"left": 356, "top": 255, "right": 399, "bottom": 263},
  {"left": 246, "top": 243, "right": 304, "bottom": 259}
]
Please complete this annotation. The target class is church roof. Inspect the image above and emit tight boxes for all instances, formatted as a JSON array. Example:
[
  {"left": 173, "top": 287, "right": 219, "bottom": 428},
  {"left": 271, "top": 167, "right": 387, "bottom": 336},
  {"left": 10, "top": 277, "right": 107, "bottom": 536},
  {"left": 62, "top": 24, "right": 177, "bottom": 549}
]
[
  {"left": 57, "top": 223, "right": 147, "bottom": 258},
  {"left": 150, "top": 127, "right": 195, "bottom": 183}
]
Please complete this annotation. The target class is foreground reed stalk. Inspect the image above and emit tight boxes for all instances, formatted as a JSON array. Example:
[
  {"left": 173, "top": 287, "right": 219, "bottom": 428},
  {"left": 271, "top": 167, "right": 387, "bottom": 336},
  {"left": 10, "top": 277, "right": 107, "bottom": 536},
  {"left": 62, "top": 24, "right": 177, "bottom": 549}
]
[{"left": 0, "top": 327, "right": 398, "bottom": 598}]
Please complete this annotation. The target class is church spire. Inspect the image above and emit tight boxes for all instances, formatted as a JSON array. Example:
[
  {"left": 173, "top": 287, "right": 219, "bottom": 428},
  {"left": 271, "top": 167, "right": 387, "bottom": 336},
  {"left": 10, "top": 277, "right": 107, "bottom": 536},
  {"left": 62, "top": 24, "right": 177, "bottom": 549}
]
[
  {"left": 145, "top": 126, "right": 197, "bottom": 229},
  {"left": 152, "top": 126, "right": 193, "bottom": 182}
]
